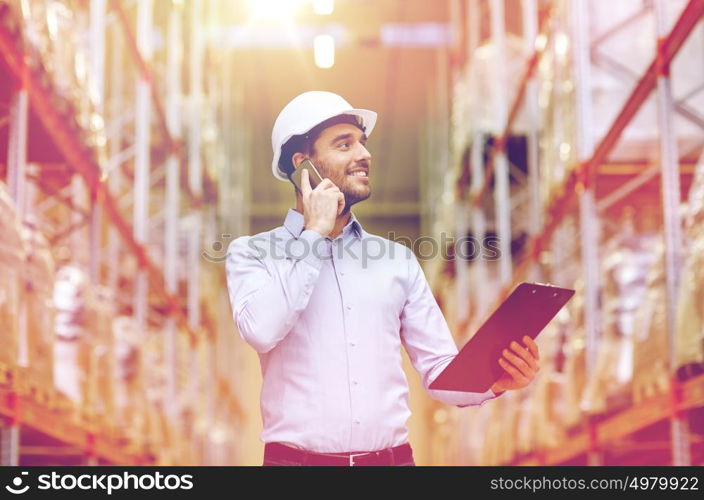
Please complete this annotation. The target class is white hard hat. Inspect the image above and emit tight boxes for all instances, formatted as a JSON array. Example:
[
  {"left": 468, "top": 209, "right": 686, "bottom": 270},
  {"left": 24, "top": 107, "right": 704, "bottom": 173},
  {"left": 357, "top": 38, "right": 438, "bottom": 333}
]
[{"left": 271, "top": 91, "right": 377, "bottom": 181}]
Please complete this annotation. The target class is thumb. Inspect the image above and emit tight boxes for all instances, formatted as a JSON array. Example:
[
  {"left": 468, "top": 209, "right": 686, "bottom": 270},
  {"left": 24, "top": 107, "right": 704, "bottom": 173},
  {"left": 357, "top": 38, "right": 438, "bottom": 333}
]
[{"left": 337, "top": 191, "right": 345, "bottom": 215}]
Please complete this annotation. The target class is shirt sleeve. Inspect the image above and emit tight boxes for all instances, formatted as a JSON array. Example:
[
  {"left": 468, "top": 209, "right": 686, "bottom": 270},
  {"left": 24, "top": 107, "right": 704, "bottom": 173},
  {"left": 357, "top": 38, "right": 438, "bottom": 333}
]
[
  {"left": 225, "top": 229, "right": 326, "bottom": 353},
  {"left": 399, "top": 249, "right": 500, "bottom": 408}
]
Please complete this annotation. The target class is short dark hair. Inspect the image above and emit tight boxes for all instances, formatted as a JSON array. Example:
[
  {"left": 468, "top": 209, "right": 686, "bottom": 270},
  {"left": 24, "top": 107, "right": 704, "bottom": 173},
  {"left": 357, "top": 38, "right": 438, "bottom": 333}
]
[{"left": 278, "top": 114, "right": 366, "bottom": 177}]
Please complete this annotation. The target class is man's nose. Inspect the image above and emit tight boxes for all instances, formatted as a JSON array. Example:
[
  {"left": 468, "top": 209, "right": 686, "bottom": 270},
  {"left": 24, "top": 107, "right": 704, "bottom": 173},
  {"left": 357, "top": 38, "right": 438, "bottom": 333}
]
[{"left": 355, "top": 143, "right": 371, "bottom": 162}]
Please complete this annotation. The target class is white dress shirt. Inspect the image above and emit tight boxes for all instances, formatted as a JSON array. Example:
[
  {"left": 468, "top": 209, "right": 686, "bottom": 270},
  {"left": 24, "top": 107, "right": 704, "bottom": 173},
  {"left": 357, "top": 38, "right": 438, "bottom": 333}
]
[{"left": 225, "top": 208, "right": 498, "bottom": 453}]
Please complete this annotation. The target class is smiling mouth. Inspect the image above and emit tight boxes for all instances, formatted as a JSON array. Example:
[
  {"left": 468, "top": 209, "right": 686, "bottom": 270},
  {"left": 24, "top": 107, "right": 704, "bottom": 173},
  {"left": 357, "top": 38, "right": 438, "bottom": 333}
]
[{"left": 349, "top": 170, "right": 368, "bottom": 178}]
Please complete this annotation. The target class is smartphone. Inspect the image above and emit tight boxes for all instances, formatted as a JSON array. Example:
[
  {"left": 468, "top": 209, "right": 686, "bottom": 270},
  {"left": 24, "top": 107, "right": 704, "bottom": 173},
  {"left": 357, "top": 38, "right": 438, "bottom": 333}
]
[{"left": 288, "top": 159, "right": 324, "bottom": 192}]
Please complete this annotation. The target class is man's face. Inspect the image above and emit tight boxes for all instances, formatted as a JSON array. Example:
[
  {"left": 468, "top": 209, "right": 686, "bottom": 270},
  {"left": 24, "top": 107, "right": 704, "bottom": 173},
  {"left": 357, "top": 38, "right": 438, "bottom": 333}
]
[{"left": 308, "top": 122, "right": 372, "bottom": 209}]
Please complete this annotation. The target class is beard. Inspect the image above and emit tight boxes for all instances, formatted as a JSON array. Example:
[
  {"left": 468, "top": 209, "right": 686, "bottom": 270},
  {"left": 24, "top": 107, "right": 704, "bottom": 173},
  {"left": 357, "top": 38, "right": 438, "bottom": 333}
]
[{"left": 315, "top": 158, "right": 371, "bottom": 212}]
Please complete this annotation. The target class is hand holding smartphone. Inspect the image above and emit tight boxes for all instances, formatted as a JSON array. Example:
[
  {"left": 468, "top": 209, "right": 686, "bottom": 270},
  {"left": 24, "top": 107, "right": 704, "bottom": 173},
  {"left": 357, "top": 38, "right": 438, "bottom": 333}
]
[{"left": 288, "top": 159, "right": 345, "bottom": 235}]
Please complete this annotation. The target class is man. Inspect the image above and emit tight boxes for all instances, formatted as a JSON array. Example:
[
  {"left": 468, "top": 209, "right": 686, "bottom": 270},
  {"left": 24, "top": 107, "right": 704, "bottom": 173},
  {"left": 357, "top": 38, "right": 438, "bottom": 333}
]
[{"left": 225, "top": 91, "right": 540, "bottom": 466}]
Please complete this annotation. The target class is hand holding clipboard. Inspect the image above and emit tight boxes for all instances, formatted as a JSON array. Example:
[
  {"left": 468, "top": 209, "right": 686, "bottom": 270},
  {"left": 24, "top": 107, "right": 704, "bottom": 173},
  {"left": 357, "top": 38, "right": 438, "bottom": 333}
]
[{"left": 429, "top": 282, "right": 575, "bottom": 394}]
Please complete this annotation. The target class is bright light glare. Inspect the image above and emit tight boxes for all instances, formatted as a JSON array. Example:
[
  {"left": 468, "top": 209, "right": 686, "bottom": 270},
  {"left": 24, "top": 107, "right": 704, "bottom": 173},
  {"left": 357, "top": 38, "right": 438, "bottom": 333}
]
[
  {"left": 314, "top": 34, "right": 335, "bottom": 68},
  {"left": 559, "top": 142, "right": 571, "bottom": 161},
  {"left": 248, "top": 0, "right": 303, "bottom": 23},
  {"left": 535, "top": 33, "right": 547, "bottom": 52},
  {"left": 313, "top": 0, "right": 334, "bottom": 15},
  {"left": 555, "top": 32, "right": 569, "bottom": 57}
]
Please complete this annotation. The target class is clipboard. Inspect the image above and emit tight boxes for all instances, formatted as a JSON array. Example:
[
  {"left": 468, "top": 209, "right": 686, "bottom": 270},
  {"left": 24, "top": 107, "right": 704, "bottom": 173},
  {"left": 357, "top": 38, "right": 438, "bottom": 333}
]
[{"left": 429, "top": 282, "right": 575, "bottom": 393}]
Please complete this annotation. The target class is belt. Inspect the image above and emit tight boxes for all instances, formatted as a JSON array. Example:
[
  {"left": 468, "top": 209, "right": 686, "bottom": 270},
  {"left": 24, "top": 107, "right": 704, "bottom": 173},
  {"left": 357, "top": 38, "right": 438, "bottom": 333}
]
[{"left": 264, "top": 442, "right": 413, "bottom": 466}]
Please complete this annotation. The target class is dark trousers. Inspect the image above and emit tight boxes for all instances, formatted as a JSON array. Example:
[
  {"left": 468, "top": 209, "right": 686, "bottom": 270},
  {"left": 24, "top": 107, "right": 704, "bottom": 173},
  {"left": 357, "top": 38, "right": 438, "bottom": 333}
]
[{"left": 262, "top": 442, "right": 416, "bottom": 466}]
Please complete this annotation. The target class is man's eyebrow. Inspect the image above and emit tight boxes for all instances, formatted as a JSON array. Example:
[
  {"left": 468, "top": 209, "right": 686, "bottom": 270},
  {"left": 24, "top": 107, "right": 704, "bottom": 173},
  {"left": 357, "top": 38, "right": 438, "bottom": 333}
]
[{"left": 330, "top": 132, "right": 368, "bottom": 144}]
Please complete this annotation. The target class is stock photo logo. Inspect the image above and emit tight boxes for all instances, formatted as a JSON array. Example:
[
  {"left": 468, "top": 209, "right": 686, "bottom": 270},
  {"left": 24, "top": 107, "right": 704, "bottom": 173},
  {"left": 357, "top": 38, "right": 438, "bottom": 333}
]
[
  {"left": 5, "top": 471, "right": 30, "bottom": 495},
  {"left": 202, "top": 233, "right": 234, "bottom": 263},
  {"left": 2, "top": 471, "right": 195, "bottom": 495},
  {"left": 200, "top": 231, "right": 504, "bottom": 265}
]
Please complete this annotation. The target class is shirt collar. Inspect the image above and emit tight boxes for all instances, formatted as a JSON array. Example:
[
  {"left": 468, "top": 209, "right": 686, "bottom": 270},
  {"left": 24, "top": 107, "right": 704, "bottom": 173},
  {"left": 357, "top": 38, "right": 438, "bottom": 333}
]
[{"left": 283, "top": 208, "right": 363, "bottom": 240}]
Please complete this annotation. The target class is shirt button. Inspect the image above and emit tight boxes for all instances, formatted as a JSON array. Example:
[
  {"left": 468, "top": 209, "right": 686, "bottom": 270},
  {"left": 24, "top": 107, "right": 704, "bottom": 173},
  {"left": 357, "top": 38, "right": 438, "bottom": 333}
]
[
  {"left": 339, "top": 270, "right": 345, "bottom": 275},
  {"left": 346, "top": 305, "right": 352, "bottom": 310},
  {"left": 352, "top": 380, "right": 358, "bottom": 385},
  {"left": 349, "top": 341, "right": 356, "bottom": 347},
  {"left": 354, "top": 420, "right": 361, "bottom": 425}
]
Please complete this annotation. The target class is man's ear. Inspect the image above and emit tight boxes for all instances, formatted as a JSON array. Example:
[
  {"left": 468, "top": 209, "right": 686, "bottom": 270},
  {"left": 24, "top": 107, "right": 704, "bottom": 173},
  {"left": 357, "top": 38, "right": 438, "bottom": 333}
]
[{"left": 291, "top": 152, "right": 306, "bottom": 170}]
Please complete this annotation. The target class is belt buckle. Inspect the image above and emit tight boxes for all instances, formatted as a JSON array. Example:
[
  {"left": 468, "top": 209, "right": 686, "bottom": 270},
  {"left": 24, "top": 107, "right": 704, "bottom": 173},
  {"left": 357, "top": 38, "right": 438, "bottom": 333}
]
[{"left": 348, "top": 452, "right": 369, "bottom": 466}]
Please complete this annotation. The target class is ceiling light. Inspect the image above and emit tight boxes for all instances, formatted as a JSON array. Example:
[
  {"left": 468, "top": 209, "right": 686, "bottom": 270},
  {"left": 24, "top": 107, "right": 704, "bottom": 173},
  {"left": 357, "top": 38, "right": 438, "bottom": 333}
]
[
  {"left": 314, "top": 34, "right": 335, "bottom": 68},
  {"left": 248, "top": 0, "right": 303, "bottom": 23},
  {"left": 313, "top": 0, "right": 334, "bottom": 15}
]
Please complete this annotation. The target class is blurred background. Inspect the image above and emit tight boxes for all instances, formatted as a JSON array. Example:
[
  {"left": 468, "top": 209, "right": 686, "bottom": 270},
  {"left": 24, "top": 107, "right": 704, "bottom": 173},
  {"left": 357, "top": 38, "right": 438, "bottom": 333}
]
[{"left": 0, "top": 0, "right": 703, "bottom": 466}]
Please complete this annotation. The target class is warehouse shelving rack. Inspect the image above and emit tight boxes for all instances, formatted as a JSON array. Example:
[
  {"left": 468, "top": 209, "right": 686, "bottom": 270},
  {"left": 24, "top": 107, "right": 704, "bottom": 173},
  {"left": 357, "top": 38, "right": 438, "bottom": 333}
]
[
  {"left": 0, "top": 0, "right": 242, "bottom": 465},
  {"left": 432, "top": 0, "right": 704, "bottom": 466},
  {"left": 0, "top": 386, "right": 148, "bottom": 465},
  {"left": 515, "top": 373, "right": 704, "bottom": 465}
]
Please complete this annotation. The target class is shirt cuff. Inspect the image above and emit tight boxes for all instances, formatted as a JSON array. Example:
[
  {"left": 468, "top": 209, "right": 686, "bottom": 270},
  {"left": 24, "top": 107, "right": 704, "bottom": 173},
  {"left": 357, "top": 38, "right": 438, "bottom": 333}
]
[{"left": 454, "top": 387, "right": 498, "bottom": 408}]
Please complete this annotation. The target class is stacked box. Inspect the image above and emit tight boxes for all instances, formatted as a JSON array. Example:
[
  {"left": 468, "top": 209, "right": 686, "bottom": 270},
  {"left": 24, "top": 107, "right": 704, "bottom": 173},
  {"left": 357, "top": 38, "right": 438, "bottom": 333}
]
[
  {"left": 632, "top": 241, "right": 670, "bottom": 403},
  {"left": 83, "top": 286, "right": 116, "bottom": 429},
  {"left": 563, "top": 282, "right": 588, "bottom": 429},
  {"left": 0, "top": 183, "right": 24, "bottom": 386},
  {"left": 142, "top": 329, "right": 170, "bottom": 452},
  {"left": 19, "top": 220, "right": 56, "bottom": 404},
  {"left": 529, "top": 312, "right": 571, "bottom": 452},
  {"left": 53, "top": 266, "right": 91, "bottom": 406},
  {"left": 582, "top": 223, "right": 658, "bottom": 415},
  {"left": 676, "top": 154, "right": 704, "bottom": 376},
  {"left": 110, "top": 315, "right": 143, "bottom": 446}
]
